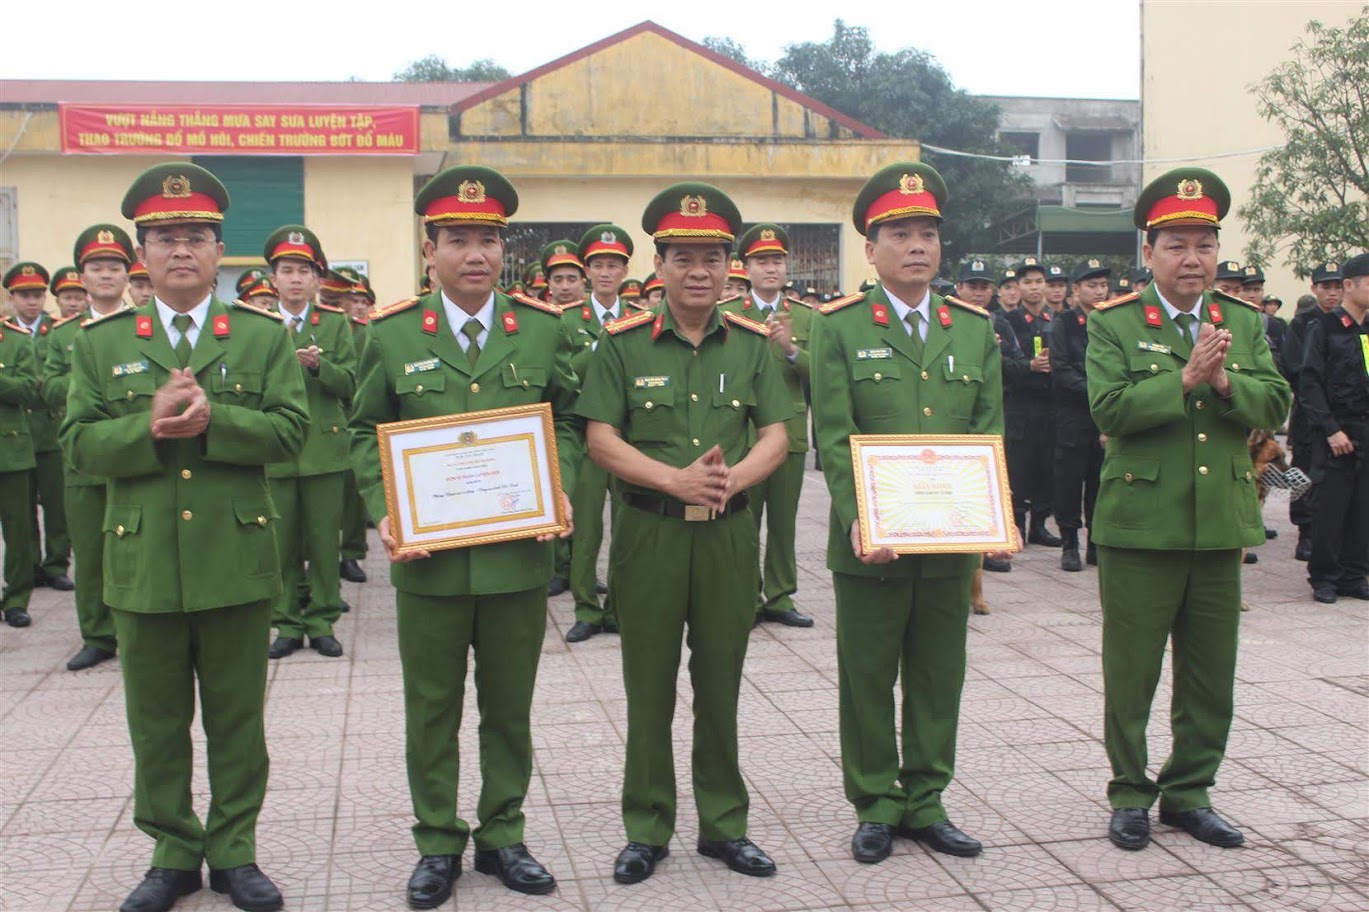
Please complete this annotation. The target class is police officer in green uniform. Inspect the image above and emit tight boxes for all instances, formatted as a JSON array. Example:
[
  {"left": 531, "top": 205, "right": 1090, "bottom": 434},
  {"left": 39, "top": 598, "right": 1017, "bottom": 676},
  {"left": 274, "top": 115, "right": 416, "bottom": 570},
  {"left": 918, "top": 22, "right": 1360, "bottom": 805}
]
[
  {"left": 810, "top": 162, "right": 1002, "bottom": 865},
  {"left": 4, "top": 262, "right": 73, "bottom": 592},
  {"left": 563, "top": 223, "right": 634, "bottom": 643},
  {"left": 350, "top": 165, "right": 577, "bottom": 905},
  {"left": 0, "top": 288, "right": 40, "bottom": 629},
  {"left": 1051, "top": 258, "right": 1112, "bottom": 571},
  {"left": 261, "top": 225, "right": 357, "bottom": 660},
  {"left": 45, "top": 225, "right": 136, "bottom": 670},
  {"left": 63, "top": 163, "right": 308, "bottom": 912},
  {"left": 234, "top": 267, "right": 268, "bottom": 301},
  {"left": 339, "top": 273, "right": 374, "bottom": 585},
  {"left": 576, "top": 182, "right": 790, "bottom": 884},
  {"left": 540, "top": 240, "right": 583, "bottom": 597},
  {"left": 51, "top": 267, "right": 89, "bottom": 319},
  {"left": 1089, "top": 168, "right": 1290, "bottom": 852},
  {"left": 719, "top": 223, "right": 814, "bottom": 627}
]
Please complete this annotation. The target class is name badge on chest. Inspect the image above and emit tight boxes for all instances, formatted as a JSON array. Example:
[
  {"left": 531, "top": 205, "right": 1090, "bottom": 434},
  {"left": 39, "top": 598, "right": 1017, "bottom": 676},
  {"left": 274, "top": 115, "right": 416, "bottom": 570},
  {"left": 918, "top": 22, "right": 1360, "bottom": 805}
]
[
  {"left": 1136, "top": 341, "right": 1172, "bottom": 355},
  {"left": 112, "top": 360, "right": 150, "bottom": 377},
  {"left": 634, "top": 376, "right": 671, "bottom": 389},
  {"left": 856, "top": 348, "right": 893, "bottom": 360},
  {"left": 404, "top": 358, "right": 440, "bottom": 375}
]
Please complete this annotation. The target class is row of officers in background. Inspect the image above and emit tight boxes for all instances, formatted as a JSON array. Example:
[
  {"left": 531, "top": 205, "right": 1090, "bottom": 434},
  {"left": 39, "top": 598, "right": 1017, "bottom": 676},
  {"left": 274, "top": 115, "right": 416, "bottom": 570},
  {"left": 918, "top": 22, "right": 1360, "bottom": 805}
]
[{"left": 0, "top": 155, "right": 1362, "bottom": 912}]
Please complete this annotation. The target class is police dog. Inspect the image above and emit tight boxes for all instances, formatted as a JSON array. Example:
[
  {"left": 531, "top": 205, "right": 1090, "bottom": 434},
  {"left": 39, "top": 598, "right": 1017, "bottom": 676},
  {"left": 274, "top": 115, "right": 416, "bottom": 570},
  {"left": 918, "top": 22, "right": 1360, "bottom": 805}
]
[
  {"left": 971, "top": 560, "right": 990, "bottom": 615},
  {"left": 1249, "top": 428, "right": 1290, "bottom": 504}
]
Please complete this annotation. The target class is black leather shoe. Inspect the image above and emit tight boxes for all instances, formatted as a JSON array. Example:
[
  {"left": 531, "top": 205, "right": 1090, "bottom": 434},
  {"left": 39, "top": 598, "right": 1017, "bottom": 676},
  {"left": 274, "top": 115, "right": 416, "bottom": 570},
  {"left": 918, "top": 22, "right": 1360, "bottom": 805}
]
[
  {"left": 120, "top": 867, "right": 202, "bottom": 912},
  {"left": 762, "top": 608, "right": 814, "bottom": 628},
  {"left": 546, "top": 575, "right": 569, "bottom": 597},
  {"left": 67, "top": 646, "right": 116, "bottom": 671},
  {"left": 339, "top": 559, "right": 367, "bottom": 583},
  {"left": 268, "top": 637, "right": 302, "bottom": 659},
  {"left": 613, "top": 842, "right": 667, "bottom": 884},
  {"left": 1337, "top": 581, "right": 1369, "bottom": 600},
  {"left": 473, "top": 843, "right": 555, "bottom": 895},
  {"left": 47, "top": 573, "right": 75, "bottom": 591},
  {"left": 339, "top": 599, "right": 351, "bottom": 614},
  {"left": 1028, "top": 519, "right": 1063, "bottom": 547},
  {"left": 1243, "top": 551, "right": 1259, "bottom": 564},
  {"left": 310, "top": 635, "right": 344, "bottom": 657},
  {"left": 1108, "top": 808, "right": 1150, "bottom": 850},
  {"left": 1086, "top": 542, "right": 1098, "bottom": 565},
  {"left": 1265, "top": 527, "right": 1278, "bottom": 540},
  {"left": 565, "top": 620, "right": 602, "bottom": 643},
  {"left": 406, "top": 854, "right": 459, "bottom": 910},
  {"left": 208, "top": 864, "right": 282, "bottom": 912},
  {"left": 33, "top": 571, "right": 47, "bottom": 588},
  {"left": 897, "top": 821, "right": 983, "bottom": 857},
  {"left": 1295, "top": 532, "right": 1312, "bottom": 561},
  {"left": 983, "top": 556, "right": 1011, "bottom": 573},
  {"left": 851, "top": 822, "right": 894, "bottom": 864},
  {"left": 1159, "top": 807, "right": 1244, "bottom": 848},
  {"left": 1061, "top": 546, "right": 1083, "bottom": 572},
  {"left": 1313, "top": 586, "right": 1338, "bottom": 604},
  {"left": 596, "top": 579, "right": 608, "bottom": 595},
  {"left": 4, "top": 607, "right": 31, "bottom": 628},
  {"left": 696, "top": 837, "right": 776, "bottom": 877},
  {"left": 603, "top": 618, "right": 619, "bottom": 634}
]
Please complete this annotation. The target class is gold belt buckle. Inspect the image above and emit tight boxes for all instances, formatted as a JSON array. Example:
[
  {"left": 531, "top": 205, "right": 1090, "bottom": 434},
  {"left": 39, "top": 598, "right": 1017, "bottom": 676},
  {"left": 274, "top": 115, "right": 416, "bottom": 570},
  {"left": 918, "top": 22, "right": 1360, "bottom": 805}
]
[{"left": 683, "top": 505, "right": 711, "bottom": 522}]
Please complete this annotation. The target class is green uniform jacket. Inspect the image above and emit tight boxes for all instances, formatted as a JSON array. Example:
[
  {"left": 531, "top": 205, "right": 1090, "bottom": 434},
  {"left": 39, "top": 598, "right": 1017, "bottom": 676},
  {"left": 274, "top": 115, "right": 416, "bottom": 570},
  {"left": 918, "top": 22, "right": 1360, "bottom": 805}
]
[
  {"left": 1085, "top": 286, "right": 1291, "bottom": 551},
  {"left": 810, "top": 286, "right": 1004, "bottom": 578},
  {"left": 717, "top": 293, "right": 813, "bottom": 453},
  {"left": 60, "top": 299, "right": 310, "bottom": 613},
  {"left": 560, "top": 298, "right": 603, "bottom": 382},
  {"left": 44, "top": 309, "right": 127, "bottom": 486},
  {"left": 266, "top": 303, "right": 357, "bottom": 478},
  {"left": 0, "top": 321, "right": 40, "bottom": 472},
  {"left": 28, "top": 313, "right": 61, "bottom": 453},
  {"left": 349, "top": 291, "right": 581, "bottom": 597}
]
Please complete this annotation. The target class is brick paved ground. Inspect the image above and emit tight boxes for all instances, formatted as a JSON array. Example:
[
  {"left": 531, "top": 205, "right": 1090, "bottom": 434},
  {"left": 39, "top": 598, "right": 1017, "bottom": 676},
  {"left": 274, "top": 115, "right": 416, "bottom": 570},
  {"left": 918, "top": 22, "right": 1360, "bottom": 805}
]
[{"left": 0, "top": 473, "right": 1364, "bottom": 911}]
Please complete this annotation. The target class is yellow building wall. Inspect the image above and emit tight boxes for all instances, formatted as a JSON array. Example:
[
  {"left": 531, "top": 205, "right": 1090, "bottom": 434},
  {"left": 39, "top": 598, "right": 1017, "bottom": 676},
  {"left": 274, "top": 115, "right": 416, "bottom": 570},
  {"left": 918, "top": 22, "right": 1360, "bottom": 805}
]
[
  {"left": 0, "top": 148, "right": 175, "bottom": 316},
  {"left": 1141, "top": 0, "right": 1362, "bottom": 311},
  {"left": 303, "top": 157, "right": 417, "bottom": 307},
  {"left": 457, "top": 30, "right": 853, "bottom": 139}
]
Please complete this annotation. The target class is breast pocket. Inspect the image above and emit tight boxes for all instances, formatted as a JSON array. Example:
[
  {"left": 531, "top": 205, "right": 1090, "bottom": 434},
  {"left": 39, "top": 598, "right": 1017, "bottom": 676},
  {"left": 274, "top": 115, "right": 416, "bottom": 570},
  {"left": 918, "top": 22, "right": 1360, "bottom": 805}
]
[
  {"left": 210, "top": 369, "right": 264, "bottom": 407},
  {"left": 394, "top": 372, "right": 447, "bottom": 415},
  {"left": 942, "top": 362, "right": 984, "bottom": 421},
  {"left": 102, "top": 503, "right": 143, "bottom": 590},
  {"left": 628, "top": 387, "right": 676, "bottom": 446},
  {"left": 851, "top": 360, "right": 902, "bottom": 419},
  {"left": 713, "top": 381, "right": 757, "bottom": 451},
  {"left": 1127, "top": 353, "right": 1179, "bottom": 379},
  {"left": 501, "top": 364, "right": 548, "bottom": 402},
  {"left": 103, "top": 372, "right": 157, "bottom": 413}
]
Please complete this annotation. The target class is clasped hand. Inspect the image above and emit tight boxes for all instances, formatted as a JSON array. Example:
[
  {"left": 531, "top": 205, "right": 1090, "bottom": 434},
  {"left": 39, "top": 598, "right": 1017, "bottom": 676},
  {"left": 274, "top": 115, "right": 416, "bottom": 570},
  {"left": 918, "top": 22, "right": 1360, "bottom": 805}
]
[
  {"left": 673, "top": 444, "right": 732, "bottom": 513},
  {"left": 149, "top": 368, "right": 210, "bottom": 439},
  {"left": 1180, "top": 323, "right": 1233, "bottom": 395}
]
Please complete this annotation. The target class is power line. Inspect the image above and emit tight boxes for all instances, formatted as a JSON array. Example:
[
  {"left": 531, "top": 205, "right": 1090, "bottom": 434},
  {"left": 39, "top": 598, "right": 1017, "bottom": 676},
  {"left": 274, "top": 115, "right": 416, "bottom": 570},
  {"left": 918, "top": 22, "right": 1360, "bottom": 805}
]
[{"left": 920, "top": 141, "right": 1282, "bottom": 166}]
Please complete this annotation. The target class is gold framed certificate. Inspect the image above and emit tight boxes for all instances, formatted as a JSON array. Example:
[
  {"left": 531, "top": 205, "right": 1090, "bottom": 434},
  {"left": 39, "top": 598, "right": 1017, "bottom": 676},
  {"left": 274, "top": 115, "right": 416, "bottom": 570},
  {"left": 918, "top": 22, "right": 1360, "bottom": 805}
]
[
  {"left": 851, "top": 434, "right": 1018, "bottom": 554},
  {"left": 377, "top": 402, "right": 567, "bottom": 554}
]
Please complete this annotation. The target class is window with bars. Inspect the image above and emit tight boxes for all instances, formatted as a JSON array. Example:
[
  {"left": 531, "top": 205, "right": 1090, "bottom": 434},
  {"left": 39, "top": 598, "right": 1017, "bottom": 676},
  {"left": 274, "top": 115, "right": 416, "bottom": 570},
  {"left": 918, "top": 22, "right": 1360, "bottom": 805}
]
[{"left": 499, "top": 222, "right": 597, "bottom": 288}]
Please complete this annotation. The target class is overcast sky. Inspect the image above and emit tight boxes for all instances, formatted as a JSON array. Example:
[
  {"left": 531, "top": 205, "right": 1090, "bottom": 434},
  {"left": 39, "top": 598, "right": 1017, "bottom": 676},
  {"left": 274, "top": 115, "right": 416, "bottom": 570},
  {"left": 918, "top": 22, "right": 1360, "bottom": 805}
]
[{"left": 1, "top": 0, "right": 1140, "bottom": 99}]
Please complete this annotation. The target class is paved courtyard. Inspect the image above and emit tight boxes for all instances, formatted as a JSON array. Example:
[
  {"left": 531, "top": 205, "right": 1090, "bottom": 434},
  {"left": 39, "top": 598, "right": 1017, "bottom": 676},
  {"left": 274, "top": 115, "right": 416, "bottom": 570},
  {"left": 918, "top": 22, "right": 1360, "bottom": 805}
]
[{"left": 0, "top": 472, "right": 1365, "bottom": 911}]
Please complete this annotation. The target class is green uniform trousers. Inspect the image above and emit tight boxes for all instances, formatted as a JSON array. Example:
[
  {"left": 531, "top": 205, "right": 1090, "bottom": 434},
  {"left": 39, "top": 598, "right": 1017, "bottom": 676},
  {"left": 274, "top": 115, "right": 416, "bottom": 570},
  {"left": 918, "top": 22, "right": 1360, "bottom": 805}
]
[
  {"left": 31, "top": 449, "right": 69, "bottom": 577},
  {"left": 1099, "top": 546, "right": 1241, "bottom": 812},
  {"left": 834, "top": 565, "right": 973, "bottom": 829},
  {"left": 65, "top": 481, "right": 115, "bottom": 652},
  {"left": 269, "top": 473, "right": 344, "bottom": 640},
  {"left": 613, "top": 504, "right": 757, "bottom": 845},
  {"left": 569, "top": 460, "right": 616, "bottom": 625},
  {"left": 113, "top": 600, "right": 271, "bottom": 870},
  {"left": 396, "top": 588, "right": 545, "bottom": 856},
  {"left": 0, "top": 470, "right": 35, "bottom": 611},
  {"left": 553, "top": 538, "right": 571, "bottom": 580},
  {"left": 749, "top": 450, "right": 805, "bottom": 616},
  {"left": 339, "top": 470, "right": 368, "bottom": 562}
]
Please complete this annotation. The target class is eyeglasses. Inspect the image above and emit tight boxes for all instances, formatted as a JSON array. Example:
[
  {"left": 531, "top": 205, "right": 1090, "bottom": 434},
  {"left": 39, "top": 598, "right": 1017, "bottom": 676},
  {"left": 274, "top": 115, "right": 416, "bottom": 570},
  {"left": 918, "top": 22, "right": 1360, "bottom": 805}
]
[{"left": 145, "top": 235, "right": 215, "bottom": 252}]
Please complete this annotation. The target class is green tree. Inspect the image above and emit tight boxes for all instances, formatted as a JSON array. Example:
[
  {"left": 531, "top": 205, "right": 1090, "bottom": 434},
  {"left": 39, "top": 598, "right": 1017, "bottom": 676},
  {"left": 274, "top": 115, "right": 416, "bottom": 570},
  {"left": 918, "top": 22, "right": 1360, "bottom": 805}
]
[
  {"left": 702, "top": 37, "right": 769, "bottom": 75},
  {"left": 1240, "top": 9, "right": 1369, "bottom": 277},
  {"left": 758, "top": 21, "right": 1029, "bottom": 255},
  {"left": 393, "top": 55, "right": 512, "bottom": 83}
]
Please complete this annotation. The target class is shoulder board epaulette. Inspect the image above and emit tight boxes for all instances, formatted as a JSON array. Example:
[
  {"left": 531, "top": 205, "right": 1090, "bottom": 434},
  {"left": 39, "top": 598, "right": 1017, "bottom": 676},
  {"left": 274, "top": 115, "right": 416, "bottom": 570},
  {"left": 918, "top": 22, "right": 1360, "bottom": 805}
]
[
  {"left": 717, "top": 294, "right": 745, "bottom": 307},
  {"left": 314, "top": 302, "right": 345, "bottom": 314},
  {"left": 1212, "top": 288, "right": 1260, "bottom": 311},
  {"left": 82, "top": 306, "right": 134, "bottom": 327},
  {"left": 786, "top": 296, "right": 812, "bottom": 309},
  {"left": 943, "top": 296, "right": 991, "bottom": 318},
  {"left": 818, "top": 292, "right": 866, "bottom": 315},
  {"left": 232, "top": 300, "right": 285, "bottom": 321},
  {"left": 53, "top": 312, "right": 85, "bottom": 328},
  {"left": 722, "top": 310, "right": 771, "bottom": 336},
  {"left": 2, "top": 320, "right": 30, "bottom": 334},
  {"left": 605, "top": 310, "right": 655, "bottom": 335},
  {"left": 371, "top": 296, "right": 421, "bottom": 321},
  {"left": 510, "top": 292, "right": 562, "bottom": 315},
  {"left": 1092, "top": 291, "right": 1140, "bottom": 312}
]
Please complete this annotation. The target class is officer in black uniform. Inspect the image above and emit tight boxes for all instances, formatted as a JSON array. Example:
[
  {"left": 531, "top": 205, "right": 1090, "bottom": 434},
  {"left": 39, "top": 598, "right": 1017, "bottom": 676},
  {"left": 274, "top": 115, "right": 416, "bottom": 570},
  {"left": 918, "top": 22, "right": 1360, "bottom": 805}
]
[
  {"left": 1298, "top": 253, "right": 1369, "bottom": 604},
  {"left": 1283, "top": 261, "right": 1344, "bottom": 560},
  {"left": 1003, "top": 257, "right": 1062, "bottom": 544},
  {"left": 1050, "top": 259, "right": 1111, "bottom": 571}
]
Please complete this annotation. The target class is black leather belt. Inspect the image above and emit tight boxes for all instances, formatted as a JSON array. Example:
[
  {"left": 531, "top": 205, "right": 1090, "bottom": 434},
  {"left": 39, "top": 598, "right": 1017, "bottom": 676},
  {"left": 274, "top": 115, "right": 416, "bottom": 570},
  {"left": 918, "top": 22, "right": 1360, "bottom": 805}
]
[{"left": 624, "top": 491, "right": 749, "bottom": 522}]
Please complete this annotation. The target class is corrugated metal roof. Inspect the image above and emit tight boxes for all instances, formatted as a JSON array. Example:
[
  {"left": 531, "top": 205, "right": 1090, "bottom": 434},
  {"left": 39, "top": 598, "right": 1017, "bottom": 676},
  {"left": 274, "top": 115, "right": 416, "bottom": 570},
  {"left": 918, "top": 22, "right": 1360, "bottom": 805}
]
[{"left": 0, "top": 80, "right": 490, "bottom": 107}]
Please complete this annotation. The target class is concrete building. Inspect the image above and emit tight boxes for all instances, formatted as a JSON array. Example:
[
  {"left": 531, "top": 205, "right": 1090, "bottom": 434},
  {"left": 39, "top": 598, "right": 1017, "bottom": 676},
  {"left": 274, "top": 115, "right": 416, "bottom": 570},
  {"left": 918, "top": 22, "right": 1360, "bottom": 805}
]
[
  {"left": 0, "top": 21, "right": 903, "bottom": 311},
  {"left": 1141, "top": 0, "right": 1363, "bottom": 308},
  {"left": 987, "top": 95, "right": 1141, "bottom": 257}
]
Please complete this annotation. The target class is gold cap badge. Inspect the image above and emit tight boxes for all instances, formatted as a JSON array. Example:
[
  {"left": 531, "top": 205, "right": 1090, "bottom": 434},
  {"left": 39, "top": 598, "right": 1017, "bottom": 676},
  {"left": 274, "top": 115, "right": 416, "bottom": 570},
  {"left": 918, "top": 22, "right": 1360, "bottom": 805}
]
[
  {"left": 458, "top": 180, "right": 486, "bottom": 203},
  {"left": 97, "top": 229, "right": 115, "bottom": 244},
  {"left": 760, "top": 228, "right": 776, "bottom": 241},
  {"left": 1088, "top": 258, "right": 1100, "bottom": 268},
  {"left": 899, "top": 173, "right": 925, "bottom": 195},
  {"left": 680, "top": 194, "right": 708, "bottom": 217},
  {"left": 162, "top": 174, "right": 192, "bottom": 199},
  {"left": 287, "top": 231, "right": 305, "bottom": 245},
  {"left": 1177, "top": 178, "right": 1204, "bottom": 201}
]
